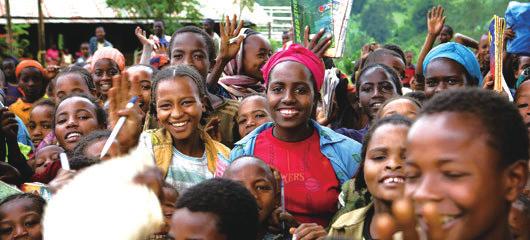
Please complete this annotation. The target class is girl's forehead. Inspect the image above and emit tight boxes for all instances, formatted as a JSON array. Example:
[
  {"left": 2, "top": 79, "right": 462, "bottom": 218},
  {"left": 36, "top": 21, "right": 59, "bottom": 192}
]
[
  {"left": 57, "top": 97, "right": 96, "bottom": 111},
  {"left": 94, "top": 58, "right": 118, "bottom": 69},
  {"left": 361, "top": 67, "right": 393, "bottom": 83}
]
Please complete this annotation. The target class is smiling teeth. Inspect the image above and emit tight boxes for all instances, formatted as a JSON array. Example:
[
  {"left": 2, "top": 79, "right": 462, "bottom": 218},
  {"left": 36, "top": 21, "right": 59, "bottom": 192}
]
[
  {"left": 373, "top": 103, "right": 382, "bottom": 107},
  {"left": 66, "top": 132, "right": 81, "bottom": 140},
  {"left": 172, "top": 122, "right": 187, "bottom": 127},
  {"left": 441, "top": 215, "right": 456, "bottom": 225},
  {"left": 280, "top": 109, "right": 298, "bottom": 115},
  {"left": 383, "top": 177, "right": 404, "bottom": 184}
]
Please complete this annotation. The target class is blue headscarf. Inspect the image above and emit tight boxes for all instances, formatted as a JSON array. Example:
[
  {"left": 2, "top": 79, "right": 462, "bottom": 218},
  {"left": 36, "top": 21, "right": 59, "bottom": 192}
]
[{"left": 423, "top": 42, "right": 483, "bottom": 86}]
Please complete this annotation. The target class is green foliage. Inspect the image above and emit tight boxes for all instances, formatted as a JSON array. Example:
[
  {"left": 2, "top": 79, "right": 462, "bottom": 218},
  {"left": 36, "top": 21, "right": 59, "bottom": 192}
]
[
  {"left": 238, "top": 0, "right": 255, "bottom": 15},
  {"left": 256, "top": 0, "right": 290, "bottom": 6},
  {"left": 0, "top": 24, "right": 31, "bottom": 58},
  {"left": 106, "top": 0, "right": 202, "bottom": 33},
  {"left": 334, "top": 0, "right": 513, "bottom": 76}
]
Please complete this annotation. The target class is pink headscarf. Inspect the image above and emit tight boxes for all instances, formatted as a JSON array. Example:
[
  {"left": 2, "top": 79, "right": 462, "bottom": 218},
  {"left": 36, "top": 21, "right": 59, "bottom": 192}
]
[
  {"left": 91, "top": 47, "right": 125, "bottom": 71},
  {"left": 261, "top": 44, "right": 324, "bottom": 91}
]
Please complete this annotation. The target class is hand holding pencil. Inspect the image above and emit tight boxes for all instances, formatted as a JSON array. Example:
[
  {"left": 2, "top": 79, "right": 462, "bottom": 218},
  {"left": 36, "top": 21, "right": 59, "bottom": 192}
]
[{"left": 107, "top": 72, "right": 145, "bottom": 155}]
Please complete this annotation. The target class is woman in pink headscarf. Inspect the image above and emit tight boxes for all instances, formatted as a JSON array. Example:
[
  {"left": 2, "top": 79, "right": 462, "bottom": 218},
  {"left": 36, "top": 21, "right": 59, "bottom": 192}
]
[{"left": 229, "top": 44, "right": 362, "bottom": 228}]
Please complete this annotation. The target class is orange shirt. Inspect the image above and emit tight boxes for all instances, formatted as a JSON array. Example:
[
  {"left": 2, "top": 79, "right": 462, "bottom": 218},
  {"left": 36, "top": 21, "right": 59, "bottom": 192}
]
[{"left": 9, "top": 98, "right": 34, "bottom": 126}]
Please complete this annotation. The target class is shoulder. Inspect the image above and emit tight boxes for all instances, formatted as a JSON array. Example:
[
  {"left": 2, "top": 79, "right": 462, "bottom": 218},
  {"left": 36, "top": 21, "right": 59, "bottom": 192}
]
[{"left": 331, "top": 203, "right": 373, "bottom": 229}]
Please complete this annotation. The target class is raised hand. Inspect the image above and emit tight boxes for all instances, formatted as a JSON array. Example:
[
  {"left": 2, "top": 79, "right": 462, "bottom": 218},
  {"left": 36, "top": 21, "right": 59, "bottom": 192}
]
[
  {"left": 135, "top": 26, "right": 158, "bottom": 50},
  {"left": 108, "top": 71, "right": 145, "bottom": 153},
  {"left": 303, "top": 26, "right": 332, "bottom": 58},
  {"left": 427, "top": 5, "right": 446, "bottom": 37},
  {"left": 218, "top": 15, "right": 244, "bottom": 62},
  {"left": 374, "top": 198, "right": 447, "bottom": 240},
  {"left": 0, "top": 108, "right": 18, "bottom": 141}
]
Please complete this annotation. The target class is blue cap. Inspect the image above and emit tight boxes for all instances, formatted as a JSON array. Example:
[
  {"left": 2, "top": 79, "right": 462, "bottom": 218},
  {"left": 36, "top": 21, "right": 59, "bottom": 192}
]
[{"left": 423, "top": 42, "right": 483, "bottom": 86}]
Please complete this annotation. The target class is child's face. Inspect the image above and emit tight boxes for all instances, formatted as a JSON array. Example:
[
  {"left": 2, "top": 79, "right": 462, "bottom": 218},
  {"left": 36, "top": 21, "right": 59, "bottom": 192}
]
[
  {"left": 364, "top": 124, "right": 407, "bottom": 203},
  {"left": 84, "top": 138, "right": 120, "bottom": 160},
  {"left": 516, "top": 56, "right": 530, "bottom": 78},
  {"left": 405, "top": 112, "right": 509, "bottom": 239},
  {"left": 0, "top": 198, "right": 43, "bottom": 240},
  {"left": 237, "top": 96, "right": 272, "bottom": 137},
  {"left": 378, "top": 99, "right": 419, "bottom": 120},
  {"left": 55, "top": 97, "right": 102, "bottom": 152},
  {"left": 424, "top": 58, "right": 468, "bottom": 99},
  {"left": 1, "top": 60, "right": 15, "bottom": 79},
  {"left": 34, "top": 145, "right": 63, "bottom": 175},
  {"left": 515, "top": 81, "right": 530, "bottom": 140},
  {"left": 80, "top": 44, "right": 90, "bottom": 56},
  {"left": 439, "top": 27, "right": 452, "bottom": 43},
  {"left": 266, "top": 61, "right": 315, "bottom": 130},
  {"left": 242, "top": 35, "right": 272, "bottom": 81},
  {"left": 156, "top": 77, "right": 204, "bottom": 143},
  {"left": 126, "top": 68, "right": 152, "bottom": 113},
  {"left": 224, "top": 160, "right": 276, "bottom": 224},
  {"left": 170, "top": 32, "right": 210, "bottom": 80},
  {"left": 28, "top": 105, "right": 54, "bottom": 147},
  {"left": 158, "top": 187, "right": 178, "bottom": 236},
  {"left": 169, "top": 208, "right": 226, "bottom": 240},
  {"left": 477, "top": 35, "right": 490, "bottom": 57},
  {"left": 92, "top": 59, "right": 119, "bottom": 100},
  {"left": 54, "top": 73, "right": 94, "bottom": 102},
  {"left": 19, "top": 67, "right": 45, "bottom": 103},
  {"left": 509, "top": 201, "right": 530, "bottom": 240},
  {"left": 358, "top": 68, "right": 399, "bottom": 119}
]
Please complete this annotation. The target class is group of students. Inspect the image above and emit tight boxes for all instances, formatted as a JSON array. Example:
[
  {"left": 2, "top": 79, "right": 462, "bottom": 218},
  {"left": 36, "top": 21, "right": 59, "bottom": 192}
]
[{"left": 0, "top": 4, "right": 529, "bottom": 240}]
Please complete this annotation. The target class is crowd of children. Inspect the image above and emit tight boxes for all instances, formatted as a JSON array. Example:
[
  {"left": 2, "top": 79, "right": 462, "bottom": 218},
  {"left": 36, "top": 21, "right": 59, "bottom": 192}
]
[{"left": 0, "top": 3, "right": 530, "bottom": 240}]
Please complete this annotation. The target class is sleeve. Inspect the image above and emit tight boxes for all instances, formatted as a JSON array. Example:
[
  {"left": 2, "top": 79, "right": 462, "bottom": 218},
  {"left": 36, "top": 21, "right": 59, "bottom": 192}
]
[{"left": 16, "top": 116, "right": 34, "bottom": 149}]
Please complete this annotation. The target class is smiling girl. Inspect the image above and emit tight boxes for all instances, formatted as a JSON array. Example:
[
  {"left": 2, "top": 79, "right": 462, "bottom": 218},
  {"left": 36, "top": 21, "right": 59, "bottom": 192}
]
[
  {"left": 53, "top": 94, "right": 107, "bottom": 154},
  {"left": 329, "top": 115, "right": 412, "bottom": 239},
  {"left": 230, "top": 44, "right": 362, "bottom": 227},
  {"left": 138, "top": 65, "right": 230, "bottom": 193}
]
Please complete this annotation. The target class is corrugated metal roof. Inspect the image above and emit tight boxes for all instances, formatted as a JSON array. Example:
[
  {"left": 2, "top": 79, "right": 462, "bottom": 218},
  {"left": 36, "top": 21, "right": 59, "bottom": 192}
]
[{"left": 0, "top": 0, "right": 272, "bottom": 25}]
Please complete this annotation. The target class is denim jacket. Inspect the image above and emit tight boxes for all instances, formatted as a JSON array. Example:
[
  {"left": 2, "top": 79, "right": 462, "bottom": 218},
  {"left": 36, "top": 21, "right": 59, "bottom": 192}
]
[{"left": 229, "top": 120, "right": 362, "bottom": 184}]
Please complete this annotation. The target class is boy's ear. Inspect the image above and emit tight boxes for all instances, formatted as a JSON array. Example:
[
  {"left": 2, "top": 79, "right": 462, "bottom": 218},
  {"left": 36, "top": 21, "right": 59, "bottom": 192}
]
[
  {"left": 201, "top": 96, "right": 208, "bottom": 112},
  {"left": 208, "top": 59, "right": 216, "bottom": 73},
  {"left": 503, "top": 160, "right": 528, "bottom": 202}
]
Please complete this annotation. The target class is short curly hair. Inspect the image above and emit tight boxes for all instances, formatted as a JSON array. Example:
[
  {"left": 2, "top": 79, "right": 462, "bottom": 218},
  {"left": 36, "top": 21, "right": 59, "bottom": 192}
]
[
  {"left": 0, "top": 193, "right": 46, "bottom": 215},
  {"left": 176, "top": 178, "right": 259, "bottom": 240},
  {"left": 70, "top": 130, "right": 110, "bottom": 169},
  {"left": 420, "top": 88, "right": 529, "bottom": 166},
  {"left": 169, "top": 26, "right": 217, "bottom": 64}
]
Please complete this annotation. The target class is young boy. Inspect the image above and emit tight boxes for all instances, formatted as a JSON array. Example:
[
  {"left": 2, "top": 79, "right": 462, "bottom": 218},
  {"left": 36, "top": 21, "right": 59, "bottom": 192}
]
[
  {"left": 223, "top": 156, "right": 327, "bottom": 240},
  {"left": 405, "top": 88, "right": 528, "bottom": 239},
  {"left": 169, "top": 178, "right": 259, "bottom": 240}
]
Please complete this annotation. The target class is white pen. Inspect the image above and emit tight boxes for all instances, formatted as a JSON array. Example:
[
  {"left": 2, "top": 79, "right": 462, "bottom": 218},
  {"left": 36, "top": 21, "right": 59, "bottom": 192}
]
[
  {"left": 100, "top": 96, "right": 138, "bottom": 159},
  {"left": 59, "top": 152, "right": 70, "bottom": 170}
]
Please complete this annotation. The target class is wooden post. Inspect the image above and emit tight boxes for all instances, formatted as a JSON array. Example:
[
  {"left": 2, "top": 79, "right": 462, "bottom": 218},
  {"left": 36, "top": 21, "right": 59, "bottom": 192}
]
[
  {"left": 37, "top": 0, "right": 45, "bottom": 65},
  {"left": 268, "top": 22, "right": 271, "bottom": 39},
  {"left": 4, "top": 0, "right": 13, "bottom": 55}
]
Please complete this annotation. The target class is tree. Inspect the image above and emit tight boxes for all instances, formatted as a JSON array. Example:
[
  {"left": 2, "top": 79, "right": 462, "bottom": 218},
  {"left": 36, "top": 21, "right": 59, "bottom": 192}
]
[
  {"left": 0, "top": 24, "right": 30, "bottom": 58},
  {"left": 237, "top": 0, "right": 255, "bottom": 15},
  {"left": 106, "top": 0, "right": 202, "bottom": 33}
]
